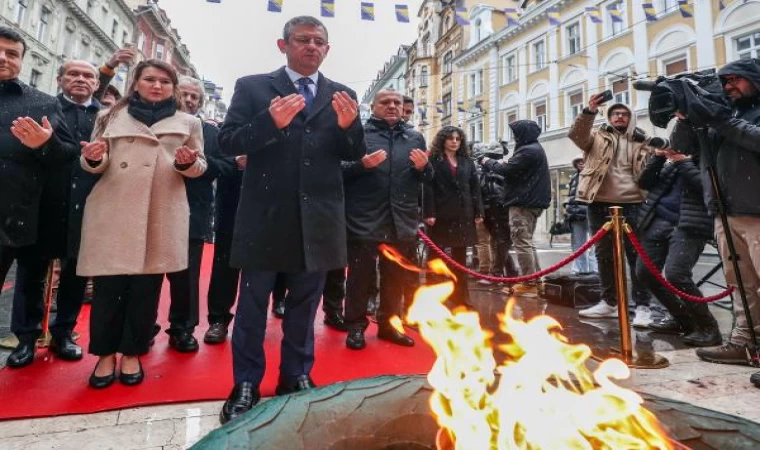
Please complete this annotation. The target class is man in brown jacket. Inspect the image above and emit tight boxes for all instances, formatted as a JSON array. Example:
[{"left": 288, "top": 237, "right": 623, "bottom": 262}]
[{"left": 568, "top": 94, "right": 653, "bottom": 325}]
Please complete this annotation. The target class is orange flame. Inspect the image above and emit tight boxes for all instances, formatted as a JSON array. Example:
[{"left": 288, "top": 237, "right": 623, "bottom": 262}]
[
  {"left": 389, "top": 315, "right": 406, "bottom": 334},
  {"left": 408, "top": 285, "right": 680, "bottom": 450}
]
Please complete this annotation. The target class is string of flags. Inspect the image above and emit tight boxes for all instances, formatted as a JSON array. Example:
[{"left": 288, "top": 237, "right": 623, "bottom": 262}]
[{"left": 202, "top": 1, "right": 749, "bottom": 26}]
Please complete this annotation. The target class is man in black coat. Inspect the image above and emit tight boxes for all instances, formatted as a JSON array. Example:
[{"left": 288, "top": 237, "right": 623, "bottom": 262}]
[
  {"left": 161, "top": 77, "right": 236, "bottom": 352},
  {"left": 217, "top": 16, "right": 365, "bottom": 423},
  {"left": 0, "top": 28, "right": 78, "bottom": 367},
  {"left": 342, "top": 90, "right": 432, "bottom": 350},
  {"left": 480, "top": 120, "right": 550, "bottom": 297}
]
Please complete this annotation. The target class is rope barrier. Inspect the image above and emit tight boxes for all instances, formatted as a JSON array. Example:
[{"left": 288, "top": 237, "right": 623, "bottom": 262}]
[
  {"left": 625, "top": 227, "right": 735, "bottom": 303},
  {"left": 416, "top": 225, "right": 611, "bottom": 284}
]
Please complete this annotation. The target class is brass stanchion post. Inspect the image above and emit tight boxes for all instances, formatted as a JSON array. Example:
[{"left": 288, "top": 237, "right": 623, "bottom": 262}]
[
  {"left": 37, "top": 260, "right": 56, "bottom": 348},
  {"left": 590, "top": 207, "right": 668, "bottom": 369}
]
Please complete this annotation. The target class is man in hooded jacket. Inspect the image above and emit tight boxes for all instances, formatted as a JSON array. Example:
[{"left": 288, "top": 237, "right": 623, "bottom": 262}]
[
  {"left": 569, "top": 97, "right": 653, "bottom": 326},
  {"left": 480, "top": 120, "right": 550, "bottom": 297},
  {"left": 673, "top": 59, "right": 760, "bottom": 380}
]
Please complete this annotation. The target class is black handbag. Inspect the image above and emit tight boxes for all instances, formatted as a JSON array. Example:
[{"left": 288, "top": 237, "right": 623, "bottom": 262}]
[{"left": 549, "top": 219, "right": 571, "bottom": 236}]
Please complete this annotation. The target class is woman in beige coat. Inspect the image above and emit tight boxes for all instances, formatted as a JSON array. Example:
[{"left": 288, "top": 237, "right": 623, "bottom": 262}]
[{"left": 79, "top": 60, "right": 206, "bottom": 389}]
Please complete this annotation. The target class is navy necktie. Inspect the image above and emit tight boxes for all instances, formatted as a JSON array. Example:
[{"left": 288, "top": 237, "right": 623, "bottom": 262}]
[{"left": 296, "top": 77, "right": 315, "bottom": 112}]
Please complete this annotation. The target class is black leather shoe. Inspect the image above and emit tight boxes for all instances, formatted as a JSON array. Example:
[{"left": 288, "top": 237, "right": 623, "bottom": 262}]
[
  {"left": 89, "top": 361, "right": 116, "bottom": 389},
  {"left": 272, "top": 300, "right": 285, "bottom": 318},
  {"left": 220, "top": 382, "right": 260, "bottom": 424},
  {"left": 7, "top": 341, "right": 35, "bottom": 368},
  {"left": 323, "top": 311, "right": 348, "bottom": 332},
  {"left": 275, "top": 374, "right": 316, "bottom": 396},
  {"left": 168, "top": 332, "right": 199, "bottom": 352},
  {"left": 649, "top": 318, "right": 691, "bottom": 335},
  {"left": 204, "top": 323, "right": 228, "bottom": 344},
  {"left": 683, "top": 327, "right": 723, "bottom": 347},
  {"left": 346, "top": 329, "right": 366, "bottom": 350},
  {"left": 378, "top": 326, "right": 415, "bottom": 347},
  {"left": 119, "top": 359, "right": 144, "bottom": 386},
  {"left": 50, "top": 335, "right": 83, "bottom": 361}
]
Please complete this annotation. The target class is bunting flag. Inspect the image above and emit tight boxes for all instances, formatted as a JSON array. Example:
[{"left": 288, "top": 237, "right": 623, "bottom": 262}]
[
  {"left": 436, "top": 101, "right": 443, "bottom": 114},
  {"left": 547, "top": 6, "right": 561, "bottom": 26},
  {"left": 585, "top": 6, "right": 603, "bottom": 23},
  {"left": 361, "top": 2, "right": 374, "bottom": 21},
  {"left": 206, "top": 0, "right": 221, "bottom": 3},
  {"left": 678, "top": 0, "right": 694, "bottom": 17},
  {"left": 457, "top": 100, "right": 466, "bottom": 113},
  {"left": 719, "top": 0, "right": 727, "bottom": 9},
  {"left": 608, "top": 4, "right": 623, "bottom": 23},
  {"left": 505, "top": 8, "right": 520, "bottom": 27},
  {"left": 642, "top": 3, "right": 657, "bottom": 22},
  {"left": 321, "top": 0, "right": 334, "bottom": 17},
  {"left": 455, "top": 7, "right": 470, "bottom": 25},
  {"left": 395, "top": 4, "right": 410, "bottom": 23},
  {"left": 267, "top": 0, "right": 283, "bottom": 13}
]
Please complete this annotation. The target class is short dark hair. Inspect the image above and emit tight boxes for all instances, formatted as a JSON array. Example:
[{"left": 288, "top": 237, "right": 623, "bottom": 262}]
[
  {"left": 0, "top": 27, "right": 27, "bottom": 57},
  {"left": 283, "top": 16, "right": 328, "bottom": 42},
  {"left": 402, "top": 95, "right": 414, "bottom": 105}
]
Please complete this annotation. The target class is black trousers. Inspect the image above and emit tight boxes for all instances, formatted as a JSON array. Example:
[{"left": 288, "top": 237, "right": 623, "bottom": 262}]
[
  {"left": 635, "top": 218, "right": 715, "bottom": 327},
  {"left": 323, "top": 268, "right": 346, "bottom": 314},
  {"left": 2, "top": 245, "right": 46, "bottom": 343},
  {"left": 165, "top": 239, "right": 204, "bottom": 334},
  {"left": 207, "top": 231, "right": 241, "bottom": 325},
  {"left": 448, "top": 247, "right": 471, "bottom": 307},
  {"left": 587, "top": 202, "right": 650, "bottom": 307},
  {"left": 484, "top": 204, "right": 519, "bottom": 277},
  {"left": 344, "top": 241, "right": 413, "bottom": 331},
  {"left": 232, "top": 270, "right": 325, "bottom": 385},
  {"left": 89, "top": 274, "right": 163, "bottom": 356}
]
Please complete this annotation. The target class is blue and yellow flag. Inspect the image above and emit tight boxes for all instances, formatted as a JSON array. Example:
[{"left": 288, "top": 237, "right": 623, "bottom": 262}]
[
  {"left": 504, "top": 8, "right": 520, "bottom": 27},
  {"left": 436, "top": 101, "right": 443, "bottom": 114},
  {"left": 642, "top": 3, "right": 657, "bottom": 22},
  {"left": 547, "top": 7, "right": 561, "bottom": 26},
  {"left": 267, "top": 0, "right": 282, "bottom": 13},
  {"left": 455, "top": 7, "right": 470, "bottom": 25},
  {"left": 457, "top": 101, "right": 466, "bottom": 113},
  {"left": 206, "top": 0, "right": 221, "bottom": 3},
  {"left": 321, "top": 0, "right": 334, "bottom": 17},
  {"left": 361, "top": 2, "right": 374, "bottom": 21},
  {"left": 719, "top": 0, "right": 727, "bottom": 9},
  {"left": 585, "top": 6, "right": 602, "bottom": 24},
  {"left": 395, "top": 4, "right": 410, "bottom": 23},
  {"left": 679, "top": 0, "right": 694, "bottom": 17},
  {"left": 608, "top": 4, "right": 623, "bottom": 23}
]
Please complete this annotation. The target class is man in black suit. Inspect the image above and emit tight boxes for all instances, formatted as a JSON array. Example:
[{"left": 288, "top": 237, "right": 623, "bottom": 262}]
[
  {"left": 161, "top": 76, "right": 236, "bottom": 352},
  {"left": 217, "top": 16, "right": 366, "bottom": 424}
]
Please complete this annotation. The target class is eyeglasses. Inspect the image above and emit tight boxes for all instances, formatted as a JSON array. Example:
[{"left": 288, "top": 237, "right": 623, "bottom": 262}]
[
  {"left": 721, "top": 75, "right": 742, "bottom": 87},
  {"left": 291, "top": 36, "right": 328, "bottom": 47},
  {"left": 610, "top": 111, "right": 631, "bottom": 118}
]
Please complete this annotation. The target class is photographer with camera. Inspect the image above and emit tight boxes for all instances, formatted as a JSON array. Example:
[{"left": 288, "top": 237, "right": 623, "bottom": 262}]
[
  {"left": 476, "top": 142, "right": 518, "bottom": 286},
  {"left": 635, "top": 132, "right": 721, "bottom": 348},
  {"left": 568, "top": 95, "right": 653, "bottom": 325},
  {"left": 668, "top": 59, "right": 760, "bottom": 376}
]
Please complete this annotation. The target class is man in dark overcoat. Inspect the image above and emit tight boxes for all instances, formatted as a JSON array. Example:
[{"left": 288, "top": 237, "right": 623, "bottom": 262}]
[{"left": 217, "top": 16, "right": 366, "bottom": 423}]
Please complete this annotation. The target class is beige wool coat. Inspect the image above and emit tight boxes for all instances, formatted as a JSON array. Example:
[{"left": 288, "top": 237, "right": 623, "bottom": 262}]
[{"left": 77, "top": 108, "right": 207, "bottom": 277}]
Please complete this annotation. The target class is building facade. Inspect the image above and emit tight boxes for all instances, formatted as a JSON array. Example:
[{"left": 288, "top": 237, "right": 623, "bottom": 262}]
[
  {"left": 396, "top": 0, "right": 760, "bottom": 239},
  {"left": 361, "top": 45, "right": 409, "bottom": 106},
  {"left": 0, "top": 0, "right": 134, "bottom": 94}
]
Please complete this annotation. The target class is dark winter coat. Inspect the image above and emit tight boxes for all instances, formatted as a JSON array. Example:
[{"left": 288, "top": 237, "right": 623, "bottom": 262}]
[
  {"left": 482, "top": 120, "right": 551, "bottom": 209},
  {"left": 0, "top": 79, "right": 78, "bottom": 248},
  {"left": 563, "top": 171, "right": 588, "bottom": 222},
  {"left": 213, "top": 158, "right": 243, "bottom": 237},
  {"left": 219, "top": 67, "right": 366, "bottom": 272},
  {"left": 478, "top": 164, "right": 506, "bottom": 209},
  {"left": 185, "top": 121, "right": 234, "bottom": 241},
  {"left": 704, "top": 58, "right": 760, "bottom": 217},
  {"left": 637, "top": 155, "right": 713, "bottom": 239},
  {"left": 343, "top": 117, "right": 432, "bottom": 243},
  {"left": 33, "top": 95, "right": 102, "bottom": 259},
  {"left": 423, "top": 154, "right": 484, "bottom": 247}
]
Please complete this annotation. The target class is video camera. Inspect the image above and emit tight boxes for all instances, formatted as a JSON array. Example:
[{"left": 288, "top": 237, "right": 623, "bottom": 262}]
[{"left": 633, "top": 69, "right": 729, "bottom": 129}]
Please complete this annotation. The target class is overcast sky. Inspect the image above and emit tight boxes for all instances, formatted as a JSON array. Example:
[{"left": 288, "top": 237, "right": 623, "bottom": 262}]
[{"left": 158, "top": 0, "right": 424, "bottom": 104}]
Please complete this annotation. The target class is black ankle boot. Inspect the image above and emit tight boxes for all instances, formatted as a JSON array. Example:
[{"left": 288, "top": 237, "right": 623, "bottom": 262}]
[{"left": 683, "top": 326, "right": 723, "bottom": 347}]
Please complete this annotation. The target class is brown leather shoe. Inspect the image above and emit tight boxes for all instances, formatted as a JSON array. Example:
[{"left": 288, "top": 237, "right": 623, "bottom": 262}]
[{"left": 696, "top": 342, "right": 751, "bottom": 365}]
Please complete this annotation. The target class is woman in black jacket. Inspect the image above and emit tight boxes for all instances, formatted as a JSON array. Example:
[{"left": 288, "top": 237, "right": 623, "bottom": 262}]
[{"left": 423, "top": 126, "right": 484, "bottom": 308}]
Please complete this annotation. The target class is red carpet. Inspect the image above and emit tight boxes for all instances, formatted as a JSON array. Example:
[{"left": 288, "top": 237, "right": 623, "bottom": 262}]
[{"left": 0, "top": 245, "right": 435, "bottom": 421}]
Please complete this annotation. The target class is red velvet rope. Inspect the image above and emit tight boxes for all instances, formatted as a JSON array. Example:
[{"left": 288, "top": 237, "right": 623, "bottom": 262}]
[
  {"left": 625, "top": 228, "right": 734, "bottom": 303},
  {"left": 416, "top": 226, "right": 610, "bottom": 284}
]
